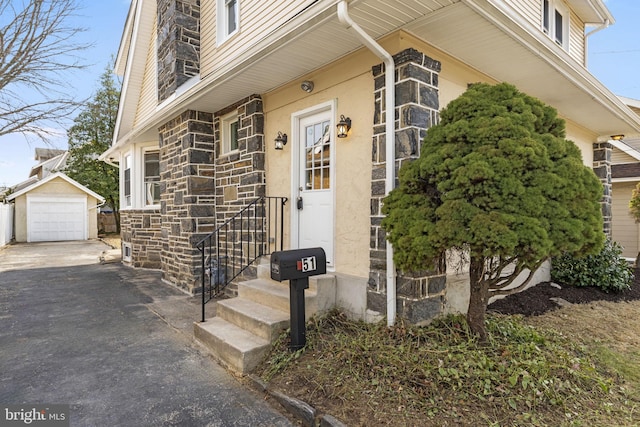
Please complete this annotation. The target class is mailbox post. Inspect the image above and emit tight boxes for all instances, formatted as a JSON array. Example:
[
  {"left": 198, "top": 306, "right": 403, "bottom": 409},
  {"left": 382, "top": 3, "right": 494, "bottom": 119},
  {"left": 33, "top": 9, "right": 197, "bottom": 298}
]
[{"left": 271, "top": 247, "right": 326, "bottom": 351}]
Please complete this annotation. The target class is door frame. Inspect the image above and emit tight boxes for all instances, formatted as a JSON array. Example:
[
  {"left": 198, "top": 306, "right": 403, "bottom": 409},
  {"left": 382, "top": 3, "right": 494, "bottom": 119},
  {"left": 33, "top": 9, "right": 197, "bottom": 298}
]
[{"left": 290, "top": 100, "right": 337, "bottom": 268}]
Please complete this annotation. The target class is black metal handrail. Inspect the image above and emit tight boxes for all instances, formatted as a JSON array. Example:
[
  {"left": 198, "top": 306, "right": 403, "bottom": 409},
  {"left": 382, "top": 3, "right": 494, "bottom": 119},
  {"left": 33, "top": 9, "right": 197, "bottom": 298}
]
[{"left": 196, "top": 196, "right": 287, "bottom": 322}]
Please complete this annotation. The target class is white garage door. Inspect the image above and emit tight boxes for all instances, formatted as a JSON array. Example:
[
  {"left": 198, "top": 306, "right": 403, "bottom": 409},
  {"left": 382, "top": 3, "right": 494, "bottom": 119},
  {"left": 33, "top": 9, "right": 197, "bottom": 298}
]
[{"left": 27, "top": 196, "right": 87, "bottom": 242}]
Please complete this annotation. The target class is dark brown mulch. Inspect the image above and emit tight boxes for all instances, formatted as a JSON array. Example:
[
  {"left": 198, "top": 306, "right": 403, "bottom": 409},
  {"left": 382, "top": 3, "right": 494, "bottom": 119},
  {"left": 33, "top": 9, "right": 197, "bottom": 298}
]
[{"left": 488, "top": 267, "right": 640, "bottom": 316}]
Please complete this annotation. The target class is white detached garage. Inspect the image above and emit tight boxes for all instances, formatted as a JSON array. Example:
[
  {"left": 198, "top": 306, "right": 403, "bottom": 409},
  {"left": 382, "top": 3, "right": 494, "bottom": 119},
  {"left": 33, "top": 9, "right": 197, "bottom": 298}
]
[{"left": 6, "top": 173, "right": 105, "bottom": 242}]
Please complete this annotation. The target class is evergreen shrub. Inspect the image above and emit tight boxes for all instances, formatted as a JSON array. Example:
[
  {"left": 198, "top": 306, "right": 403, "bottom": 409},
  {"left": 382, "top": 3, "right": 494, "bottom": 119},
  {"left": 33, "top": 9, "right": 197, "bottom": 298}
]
[{"left": 551, "top": 239, "right": 634, "bottom": 292}]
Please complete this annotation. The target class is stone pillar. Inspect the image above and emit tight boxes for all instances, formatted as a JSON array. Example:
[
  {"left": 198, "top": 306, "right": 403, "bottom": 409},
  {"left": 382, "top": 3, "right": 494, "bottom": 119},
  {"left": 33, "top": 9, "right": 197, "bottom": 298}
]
[
  {"left": 593, "top": 142, "right": 612, "bottom": 238},
  {"left": 214, "top": 95, "right": 266, "bottom": 213},
  {"left": 157, "top": 0, "right": 200, "bottom": 102},
  {"left": 159, "top": 110, "right": 215, "bottom": 293},
  {"left": 213, "top": 95, "right": 266, "bottom": 277},
  {"left": 368, "top": 48, "right": 445, "bottom": 323}
]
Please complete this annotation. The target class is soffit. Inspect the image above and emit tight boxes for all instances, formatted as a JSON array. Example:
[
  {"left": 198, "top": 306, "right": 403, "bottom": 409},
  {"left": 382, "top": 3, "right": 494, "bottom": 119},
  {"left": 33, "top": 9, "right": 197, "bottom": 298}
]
[{"left": 117, "top": 0, "right": 639, "bottom": 147}]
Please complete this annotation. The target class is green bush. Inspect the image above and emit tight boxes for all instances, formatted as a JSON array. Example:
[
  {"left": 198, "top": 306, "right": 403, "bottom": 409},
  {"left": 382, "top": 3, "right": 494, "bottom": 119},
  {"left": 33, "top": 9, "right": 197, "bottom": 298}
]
[{"left": 551, "top": 239, "right": 634, "bottom": 292}]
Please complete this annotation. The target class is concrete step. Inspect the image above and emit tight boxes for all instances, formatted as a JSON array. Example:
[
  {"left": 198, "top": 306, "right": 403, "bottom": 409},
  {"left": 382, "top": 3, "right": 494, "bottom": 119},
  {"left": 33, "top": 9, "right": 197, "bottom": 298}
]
[
  {"left": 194, "top": 317, "right": 270, "bottom": 374},
  {"left": 216, "top": 298, "right": 289, "bottom": 341},
  {"left": 238, "top": 278, "right": 319, "bottom": 320}
]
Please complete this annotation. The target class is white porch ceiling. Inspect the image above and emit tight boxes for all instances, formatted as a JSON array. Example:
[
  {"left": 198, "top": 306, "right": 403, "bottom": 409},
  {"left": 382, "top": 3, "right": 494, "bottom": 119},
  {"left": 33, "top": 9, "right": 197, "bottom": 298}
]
[{"left": 118, "top": 0, "right": 640, "bottom": 147}]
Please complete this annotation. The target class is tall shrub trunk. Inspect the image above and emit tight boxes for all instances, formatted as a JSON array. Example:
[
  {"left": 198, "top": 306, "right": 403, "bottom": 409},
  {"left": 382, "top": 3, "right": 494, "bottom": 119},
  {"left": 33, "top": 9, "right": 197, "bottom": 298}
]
[{"left": 467, "top": 255, "right": 489, "bottom": 343}]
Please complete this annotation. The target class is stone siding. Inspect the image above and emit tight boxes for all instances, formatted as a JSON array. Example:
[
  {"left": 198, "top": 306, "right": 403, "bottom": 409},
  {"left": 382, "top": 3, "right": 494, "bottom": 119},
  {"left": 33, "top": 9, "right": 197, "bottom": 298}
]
[
  {"left": 120, "top": 209, "right": 162, "bottom": 269},
  {"left": 213, "top": 95, "right": 267, "bottom": 282},
  {"left": 369, "top": 48, "right": 445, "bottom": 322},
  {"left": 159, "top": 110, "right": 215, "bottom": 293},
  {"left": 157, "top": 0, "right": 200, "bottom": 102},
  {"left": 593, "top": 142, "right": 612, "bottom": 238}
]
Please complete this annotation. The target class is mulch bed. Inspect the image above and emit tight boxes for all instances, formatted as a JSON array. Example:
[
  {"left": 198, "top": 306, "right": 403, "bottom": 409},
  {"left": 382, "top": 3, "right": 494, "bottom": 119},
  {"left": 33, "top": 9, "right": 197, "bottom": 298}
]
[{"left": 488, "top": 267, "right": 640, "bottom": 316}]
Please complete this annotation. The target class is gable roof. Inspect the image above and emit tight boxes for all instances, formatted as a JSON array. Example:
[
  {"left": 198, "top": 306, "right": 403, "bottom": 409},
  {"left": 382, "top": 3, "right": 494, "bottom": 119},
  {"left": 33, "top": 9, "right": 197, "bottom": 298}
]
[
  {"left": 34, "top": 148, "right": 66, "bottom": 162},
  {"left": 6, "top": 172, "right": 105, "bottom": 202},
  {"left": 29, "top": 151, "right": 69, "bottom": 179}
]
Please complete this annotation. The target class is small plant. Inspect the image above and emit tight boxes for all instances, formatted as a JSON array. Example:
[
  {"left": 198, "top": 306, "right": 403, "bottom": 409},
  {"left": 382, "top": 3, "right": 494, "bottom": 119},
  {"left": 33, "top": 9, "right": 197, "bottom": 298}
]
[{"left": 551, "top": 239, "right": 634, "bottom": 292}]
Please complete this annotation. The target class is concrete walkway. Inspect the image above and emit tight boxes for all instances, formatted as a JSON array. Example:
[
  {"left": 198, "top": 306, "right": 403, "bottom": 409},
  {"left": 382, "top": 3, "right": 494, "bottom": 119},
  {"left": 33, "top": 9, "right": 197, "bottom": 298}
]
[{"left": 0, "top": 241, "right": 292, "bottom": 426}]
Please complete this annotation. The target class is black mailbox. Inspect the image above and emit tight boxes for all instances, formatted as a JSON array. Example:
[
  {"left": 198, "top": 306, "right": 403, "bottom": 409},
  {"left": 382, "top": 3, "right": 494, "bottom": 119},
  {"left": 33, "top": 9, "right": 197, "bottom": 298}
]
[
  {"left": 270, "top": 247, "right": 326, "bottom": 282},
  {"left": 270, "top": 247, "right": 326, "bottom": 351}
]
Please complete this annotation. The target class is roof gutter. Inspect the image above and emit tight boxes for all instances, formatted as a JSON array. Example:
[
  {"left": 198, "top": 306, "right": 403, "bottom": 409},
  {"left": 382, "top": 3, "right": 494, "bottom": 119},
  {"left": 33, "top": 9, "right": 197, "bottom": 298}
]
[{"left": 337, "top": 0, "right": 397, "bottom": 327}]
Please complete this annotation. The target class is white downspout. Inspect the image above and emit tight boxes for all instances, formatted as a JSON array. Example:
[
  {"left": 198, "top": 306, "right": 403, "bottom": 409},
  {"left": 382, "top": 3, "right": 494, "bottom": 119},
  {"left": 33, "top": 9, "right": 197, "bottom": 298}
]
[
  {"left": 337, "top": 1, "right": 397, "bottom": 327},
  {"left": 584, "top": 19, "right": 610, "bottom": 68}
]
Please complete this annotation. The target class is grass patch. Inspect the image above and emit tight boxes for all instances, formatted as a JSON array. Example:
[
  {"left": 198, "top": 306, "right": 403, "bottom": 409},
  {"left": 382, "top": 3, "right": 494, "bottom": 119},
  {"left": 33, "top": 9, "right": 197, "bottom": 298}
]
[{"left": 256, "top": 311, "right": 640, "bottom": 426}]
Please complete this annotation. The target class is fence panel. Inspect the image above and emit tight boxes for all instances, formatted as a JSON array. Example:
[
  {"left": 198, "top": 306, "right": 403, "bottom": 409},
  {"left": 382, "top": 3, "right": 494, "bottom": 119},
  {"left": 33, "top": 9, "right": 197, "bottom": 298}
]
[{"left": 0, "top": 203, "right": 14, "bottom": 247}]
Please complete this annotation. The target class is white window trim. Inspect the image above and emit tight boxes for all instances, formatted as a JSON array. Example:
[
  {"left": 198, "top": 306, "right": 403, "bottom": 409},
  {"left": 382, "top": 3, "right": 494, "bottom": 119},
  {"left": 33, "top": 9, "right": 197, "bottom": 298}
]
[
  {"left": 142, "top": 147, "right": 161, "bottom": 208},
  {"left": 121, "top": 144, "right": 161, "bottom": 210},
  {"left": 221, "top": 111, "right": 239, "bottom": 154},
  {"left": 542, "top": 0, "right": 570, "bottom": 51},
  {"left": 216, "top": 0, "right": 240, "bottom": 46},
  {"left": 122, "top": 152, "right": 132, "bottom": 209}
]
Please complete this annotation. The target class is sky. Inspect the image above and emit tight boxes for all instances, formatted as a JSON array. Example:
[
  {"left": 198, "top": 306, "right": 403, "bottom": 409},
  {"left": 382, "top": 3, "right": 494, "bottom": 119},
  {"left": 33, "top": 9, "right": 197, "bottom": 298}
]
[{"left": 0, "top": 0, "right": 639, "bottom": 188}]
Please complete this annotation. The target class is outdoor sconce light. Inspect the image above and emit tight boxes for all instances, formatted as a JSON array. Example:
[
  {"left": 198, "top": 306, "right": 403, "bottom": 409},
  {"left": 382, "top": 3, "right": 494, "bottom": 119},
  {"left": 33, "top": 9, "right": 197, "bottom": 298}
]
[
  {"left": 274, "top": 131, "right": 288, "bottom": 150},
  {"left": 610, "top": 134, "right": 625, "bottom": 141},
  {"left": 336, "top": 115, "right": 352, "bottom": 138}
]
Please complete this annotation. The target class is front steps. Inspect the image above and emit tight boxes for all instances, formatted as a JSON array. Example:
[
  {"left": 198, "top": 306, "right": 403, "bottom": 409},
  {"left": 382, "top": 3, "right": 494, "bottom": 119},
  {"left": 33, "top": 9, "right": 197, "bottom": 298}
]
[{"left": 194, "top": 259, "right": 336, "bottom": 374}]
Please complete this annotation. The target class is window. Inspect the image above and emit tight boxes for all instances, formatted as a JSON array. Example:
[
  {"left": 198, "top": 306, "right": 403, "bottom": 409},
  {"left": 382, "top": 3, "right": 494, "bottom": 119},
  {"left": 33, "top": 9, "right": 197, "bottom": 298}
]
[
  {"left": 217, "top": 0, "right": 239, "bottom": 45},
  {"left": 221, "top": 112, "right": 239, "bottom": 153},
  {"left": 542, "top": 0, "right": 569, "bottom": 50},
  {"left": 123, "top": 154, "right": 131, "bottom": 208},
  {"left": 144, "top": 151, "right": 160, "bottom": 206}
]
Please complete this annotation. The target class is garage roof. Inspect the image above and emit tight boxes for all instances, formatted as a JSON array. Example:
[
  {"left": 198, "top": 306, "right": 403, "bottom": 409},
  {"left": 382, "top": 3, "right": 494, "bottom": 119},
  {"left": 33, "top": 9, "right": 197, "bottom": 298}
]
[{"left": 6, "top": 172, "right": 105, "bottom": 203}]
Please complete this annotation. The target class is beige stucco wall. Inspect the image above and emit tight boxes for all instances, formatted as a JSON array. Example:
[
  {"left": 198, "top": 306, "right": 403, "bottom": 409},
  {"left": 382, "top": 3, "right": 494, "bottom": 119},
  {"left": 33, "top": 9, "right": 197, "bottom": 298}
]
[
  {"left": 13, "top": 177, "right": 100, "bottom": 242},
  {"left": 264, "top": 44, "right": 377, "bottom": 279},
  {"left": 263, "top": 29, "right": 598, "bottom": 282}
]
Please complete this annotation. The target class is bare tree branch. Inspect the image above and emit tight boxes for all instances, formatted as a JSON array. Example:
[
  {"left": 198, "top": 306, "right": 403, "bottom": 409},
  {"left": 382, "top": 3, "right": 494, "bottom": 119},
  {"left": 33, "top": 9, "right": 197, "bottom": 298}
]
[{"left": 0, "top": 0, "right": 91, "bottom": 142}]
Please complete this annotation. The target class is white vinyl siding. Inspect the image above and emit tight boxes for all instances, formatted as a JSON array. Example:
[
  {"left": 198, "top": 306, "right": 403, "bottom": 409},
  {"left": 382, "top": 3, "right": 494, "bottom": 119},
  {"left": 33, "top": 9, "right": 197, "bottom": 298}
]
[
  {"left": 134, "top": 19, "right": 158, "bottom": 128},
  {"left": 504, "top": 0, "right": 539, "bottom": 28},
  {"left": 507, "top": 0, "right": 584, "bottom": 62},
  {"left": 612, "top": 151, "right": 639, "bottom": 165},
  {"left": 568, "top": 8, "right": 584, "bottom": 63},
  {"left": 201, "top": 0, "right": 317, "bottom": 78},
  {"left": 612, "top": 181, "right": 640, "bottom": 259}
]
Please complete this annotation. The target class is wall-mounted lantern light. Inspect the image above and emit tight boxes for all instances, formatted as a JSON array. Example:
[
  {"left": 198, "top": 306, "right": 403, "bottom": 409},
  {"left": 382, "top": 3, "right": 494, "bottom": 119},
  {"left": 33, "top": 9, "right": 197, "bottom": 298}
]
[
  {"left": 274, "top": 131, "right": 288, "bottom": 150},
  {"left": 336, "top": 115, "right": 351, "bottom": 138},
  {"left": 610, "top": 134, "right": 625, "bottom": 141}
]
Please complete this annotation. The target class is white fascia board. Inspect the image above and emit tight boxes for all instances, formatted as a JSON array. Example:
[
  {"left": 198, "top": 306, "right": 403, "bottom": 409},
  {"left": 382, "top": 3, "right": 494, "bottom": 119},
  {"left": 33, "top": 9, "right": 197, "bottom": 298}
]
[
  {"left": 7, "top": 173, "right": 105, "bottom": 203},
  {"left": 112, "top": 0, "right": 150, "bottom": 155},
  {"left": 463, "top": 0, "right": 640, "bottom": 135}
]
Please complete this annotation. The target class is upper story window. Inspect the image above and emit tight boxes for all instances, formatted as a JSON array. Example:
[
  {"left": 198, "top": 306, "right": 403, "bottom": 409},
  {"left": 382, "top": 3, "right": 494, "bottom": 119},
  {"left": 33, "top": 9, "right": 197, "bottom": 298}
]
[
  {"left": 542, "top": 0, "right": 569, "bottom": 50},
  {"left": 144, "top": 151, "right": 160, "bottom": 206},
  {"left": 217, "top": 0, "right": 239, "bottom": 45},
  {"left": 221, "top": 112, "right": 239, "bottom": 154}
]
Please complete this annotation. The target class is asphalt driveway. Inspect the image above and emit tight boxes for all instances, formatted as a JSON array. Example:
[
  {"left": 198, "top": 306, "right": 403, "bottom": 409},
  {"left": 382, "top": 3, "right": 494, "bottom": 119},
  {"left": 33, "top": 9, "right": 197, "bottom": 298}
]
[{"left": 0, "top": 241, "right": 292, "bottom": 426}]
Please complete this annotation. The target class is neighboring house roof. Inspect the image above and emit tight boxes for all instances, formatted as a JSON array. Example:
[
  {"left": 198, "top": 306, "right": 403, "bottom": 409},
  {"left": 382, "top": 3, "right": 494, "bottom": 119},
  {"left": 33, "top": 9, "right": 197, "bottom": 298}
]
[
  {"left": 34, "top": 148, "right": 66, "bottom": 162},
  {"left": 104, "top": 0, "right": 640, "bottom": 162},
  {"left": 10, "top": 176, "right": 39, "bottom": 194},
  {"left": 6, "top": 172, "right": 105, "bottom": 203},
  {"left": 29, "top": 151, "right": 69, "bottom": 179}
]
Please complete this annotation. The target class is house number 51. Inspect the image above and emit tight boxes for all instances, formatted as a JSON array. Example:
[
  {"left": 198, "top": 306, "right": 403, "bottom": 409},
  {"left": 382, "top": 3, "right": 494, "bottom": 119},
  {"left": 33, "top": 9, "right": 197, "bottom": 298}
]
[{"left": 300, "top": 256, "right": 316, "bottom": 272}]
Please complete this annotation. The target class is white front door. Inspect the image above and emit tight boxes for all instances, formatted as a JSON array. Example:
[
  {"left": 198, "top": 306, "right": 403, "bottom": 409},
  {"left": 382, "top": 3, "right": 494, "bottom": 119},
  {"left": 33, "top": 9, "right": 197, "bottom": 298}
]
[{"left": 293, "top": 105, "right": 334, "bottom": 267}]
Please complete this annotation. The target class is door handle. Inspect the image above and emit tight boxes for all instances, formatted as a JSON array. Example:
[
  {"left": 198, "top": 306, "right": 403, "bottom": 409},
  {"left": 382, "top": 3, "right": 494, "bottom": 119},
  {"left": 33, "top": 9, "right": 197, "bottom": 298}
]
[{"left": 297, "top": 196, "right": 303, "bottom": 210}]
